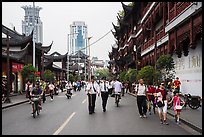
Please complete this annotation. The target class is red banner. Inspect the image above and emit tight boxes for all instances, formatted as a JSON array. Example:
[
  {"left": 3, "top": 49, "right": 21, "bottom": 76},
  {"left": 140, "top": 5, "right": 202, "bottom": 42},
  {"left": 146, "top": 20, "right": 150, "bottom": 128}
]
[
  {"left": 12, "top": 63, "right": 24, "bottom": 72},
  {"left": 35, "top": 72, "right": 41, "bottom": 75}
]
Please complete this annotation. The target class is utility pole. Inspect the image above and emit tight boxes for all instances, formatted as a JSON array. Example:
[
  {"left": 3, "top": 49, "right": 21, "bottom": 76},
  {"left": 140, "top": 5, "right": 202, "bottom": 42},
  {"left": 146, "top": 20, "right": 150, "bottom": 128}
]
[
  {"left": 88, "top": 37, "right": 92, "bottom": 81},
  {"left": 32, "top": 2, "right": 35, "bottom": 68},
  {"left": 4, "top": 31, "right": 11, "bottom": 103}
]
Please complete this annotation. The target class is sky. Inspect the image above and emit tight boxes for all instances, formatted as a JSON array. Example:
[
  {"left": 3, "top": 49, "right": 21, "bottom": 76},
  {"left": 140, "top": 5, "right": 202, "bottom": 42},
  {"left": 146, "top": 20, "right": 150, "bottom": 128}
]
[{"left": 2, "top": 2, "right": 130, "bottom": 61}]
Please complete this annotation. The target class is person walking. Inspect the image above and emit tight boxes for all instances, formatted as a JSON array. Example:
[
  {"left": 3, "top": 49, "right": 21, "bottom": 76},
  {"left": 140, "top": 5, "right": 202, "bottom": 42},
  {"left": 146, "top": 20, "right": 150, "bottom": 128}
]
[
  {"left": 86, "top": 76, "right": 100, "bottom": 114},
  {"left": 147, "top": 84, "right": 156, "bottom": 114},
  {"left": 169, "top": 91, "right": 185, "bottom": 124},
  {"left": 155, "top": 83, "right": 169, "bottom": 125},
  {"left": 135, "top": 79, "right": 148, "bottom": 118},
  {"left": 48, "top": 81, "right": 55, "bottom": 101},
  {"left": 113, "top": 78, "right": 123, "bottom": 105},
  {"left": 25, "top": 80, "right": 33, "bottom": 104},
  {"left": 99, "top": 77, "right": 109, "bottom": 112},
  {"left": 173, "top": 77, "right": 181, "bottom": 93},
  {"left": 40, "top": 79, "right": 46, "bottom": 103}
]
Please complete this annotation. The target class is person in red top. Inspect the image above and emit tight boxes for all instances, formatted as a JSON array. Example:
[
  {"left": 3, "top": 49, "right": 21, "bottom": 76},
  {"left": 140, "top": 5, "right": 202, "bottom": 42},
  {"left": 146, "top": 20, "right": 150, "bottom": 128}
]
[
  {"left": 169, "top": 91, "right": 185, "bottom": 124},
  {"left": 155, "top": 83, "right": 169, "bottom": 125},
  {"left": 147, "top": 85, "right": 156, "bottom": 114},
  {"left": 173, "top": 77, "right": 181, "bottom": 93}
]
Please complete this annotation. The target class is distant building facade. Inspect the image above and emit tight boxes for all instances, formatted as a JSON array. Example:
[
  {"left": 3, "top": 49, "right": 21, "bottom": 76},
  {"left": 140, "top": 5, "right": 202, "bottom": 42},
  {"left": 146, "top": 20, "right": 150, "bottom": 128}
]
[
  {"left": 22, "top": 5, "right": 43, "bottom": 43},
  {"left": 69, "top": 21, "right": 88, "bottom": 55}
]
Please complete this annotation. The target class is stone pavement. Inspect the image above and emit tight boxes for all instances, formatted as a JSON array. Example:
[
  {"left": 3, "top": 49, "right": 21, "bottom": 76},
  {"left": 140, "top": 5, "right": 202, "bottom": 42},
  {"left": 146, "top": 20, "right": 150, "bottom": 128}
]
[{"left": 2, "top": 92, "right": 202, "bottom": 134}]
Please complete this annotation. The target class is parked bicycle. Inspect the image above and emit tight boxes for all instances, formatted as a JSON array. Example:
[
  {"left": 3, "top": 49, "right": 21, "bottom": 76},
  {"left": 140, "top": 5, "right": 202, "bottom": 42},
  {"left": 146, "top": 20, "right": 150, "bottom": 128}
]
[{"left": 183, "top": 93, "right": 201, "bottom": 109}]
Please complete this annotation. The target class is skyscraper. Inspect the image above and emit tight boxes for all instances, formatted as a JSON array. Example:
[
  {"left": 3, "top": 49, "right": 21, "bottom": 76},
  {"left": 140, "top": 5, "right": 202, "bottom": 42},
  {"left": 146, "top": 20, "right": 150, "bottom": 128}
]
[
  {"left": 21, "top": 5, "right": 43, "bottom": 43},
  {"left": 69, "top": 21, "right": 88, "bottom": 55}
]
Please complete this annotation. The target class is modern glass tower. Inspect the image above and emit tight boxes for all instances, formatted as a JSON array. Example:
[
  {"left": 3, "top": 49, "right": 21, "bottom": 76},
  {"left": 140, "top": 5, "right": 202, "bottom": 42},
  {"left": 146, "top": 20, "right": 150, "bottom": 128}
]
[
  {"left": 21, "top": 5, "right": 43, "bottom": 43},
  {"left": 69, "top": 21, "right": 88, "bottom": 55}
]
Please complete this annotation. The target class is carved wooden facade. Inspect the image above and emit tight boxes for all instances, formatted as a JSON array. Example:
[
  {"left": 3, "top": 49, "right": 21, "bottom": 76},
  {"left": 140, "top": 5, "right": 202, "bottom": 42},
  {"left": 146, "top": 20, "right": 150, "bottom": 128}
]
[{"left": 110, "top": 2, "right": 202, "bottom": 73}]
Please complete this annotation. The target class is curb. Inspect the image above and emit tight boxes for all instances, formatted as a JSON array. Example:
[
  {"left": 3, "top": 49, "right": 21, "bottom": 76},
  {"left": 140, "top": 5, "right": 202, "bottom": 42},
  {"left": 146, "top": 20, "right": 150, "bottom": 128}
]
[
  {"left": 2, "top": 100, "right": 29, "bottom": 109},
  {"left": 128, "top": 92, "right": 202, "bottom": 134},
  {"left": 167, "top": 111, "right": 202, "bottom": 133},
  {"left": 2, "top": 94, "right": 50, "bottom": 110}
]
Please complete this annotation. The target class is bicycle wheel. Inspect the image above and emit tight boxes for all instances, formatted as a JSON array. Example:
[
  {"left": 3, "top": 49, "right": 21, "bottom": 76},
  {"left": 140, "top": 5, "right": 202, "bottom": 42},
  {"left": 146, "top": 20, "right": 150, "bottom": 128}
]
[
  {"left": 116, "top": 95, "right": 119, "bottom": 107},
  {"left": 37, "top": 104, "right": 40, "bottom": 115},
  {"left": 33, "top": 103, "right": 36, "bottom": 118}
]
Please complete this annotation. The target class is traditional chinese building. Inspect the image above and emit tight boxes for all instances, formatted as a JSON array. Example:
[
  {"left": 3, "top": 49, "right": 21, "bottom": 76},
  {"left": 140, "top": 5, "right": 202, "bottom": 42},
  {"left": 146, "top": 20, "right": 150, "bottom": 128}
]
[
  {"left": 110, "top": 2, "right": 202, "bottom": 96},
  {"left": 44, "top": 50, "right": 89, "bottom": 81},
  {"left": 2, "top": 24, "right": 52, "bottom": 93}
]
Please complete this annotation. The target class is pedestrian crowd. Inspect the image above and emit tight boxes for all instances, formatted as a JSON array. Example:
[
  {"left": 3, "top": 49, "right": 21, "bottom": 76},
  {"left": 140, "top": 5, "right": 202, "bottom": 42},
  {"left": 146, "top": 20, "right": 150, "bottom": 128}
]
[
  {"left": 83, "top": 76, "right": 184, "bottom": 126},
  {"left": 22, "top": 75, "right": 183, "bottom": 125}
]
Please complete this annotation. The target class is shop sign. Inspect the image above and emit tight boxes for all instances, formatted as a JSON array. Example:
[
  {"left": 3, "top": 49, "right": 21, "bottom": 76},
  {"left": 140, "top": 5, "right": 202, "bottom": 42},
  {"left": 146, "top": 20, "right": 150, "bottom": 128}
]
[{"left": 12, "top": 63, "right": 24, "bottom": 72}]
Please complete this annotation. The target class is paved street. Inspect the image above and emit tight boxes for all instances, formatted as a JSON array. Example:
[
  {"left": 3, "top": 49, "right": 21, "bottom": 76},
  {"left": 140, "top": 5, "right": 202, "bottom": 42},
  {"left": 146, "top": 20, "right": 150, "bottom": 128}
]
[{"left": 2, "top": 89, "right": 200, "bottom": 135}]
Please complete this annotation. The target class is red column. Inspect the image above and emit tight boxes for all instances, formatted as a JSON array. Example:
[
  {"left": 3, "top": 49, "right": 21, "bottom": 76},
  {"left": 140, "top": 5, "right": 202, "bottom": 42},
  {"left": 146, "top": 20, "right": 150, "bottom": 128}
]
[
  {"left": 167, "top": 2, "right": 170, "bottom": 22},
  {"left": 189, "top": 17, "right": 194, "bottom": 47}
]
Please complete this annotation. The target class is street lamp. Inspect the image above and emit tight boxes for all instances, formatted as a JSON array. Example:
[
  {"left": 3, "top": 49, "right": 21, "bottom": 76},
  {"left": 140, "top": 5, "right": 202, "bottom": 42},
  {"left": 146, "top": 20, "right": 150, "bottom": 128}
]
[
  {"left": 32, "top": 2, "right": 35, "bottom": 68},
  {"left": 88, "top": 36, "right": 92, "bottom": 81},
  {"left": 67, "top": 33, "right": 77, "bottom": 82}
]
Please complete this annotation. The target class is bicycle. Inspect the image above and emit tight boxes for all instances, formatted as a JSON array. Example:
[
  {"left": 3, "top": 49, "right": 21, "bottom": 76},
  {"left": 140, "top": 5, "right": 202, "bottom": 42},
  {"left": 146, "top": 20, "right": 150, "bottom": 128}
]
[
  {"left": 183, "top": 93, "right": 201, "bottom": 109},
  {"left": 31, "top": 95, "right": 41, "bottom": 118},
  {"left": 115, "top": 92, "right": 121, "bottom": 107}
]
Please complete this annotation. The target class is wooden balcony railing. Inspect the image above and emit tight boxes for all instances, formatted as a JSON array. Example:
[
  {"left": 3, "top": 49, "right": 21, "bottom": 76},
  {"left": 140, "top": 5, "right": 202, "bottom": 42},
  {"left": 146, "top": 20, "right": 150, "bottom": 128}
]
[
  {"left": 156, "top": 29, "right": 165, "bottom": 41},
  {"left": 169, "top": 2, "right": 192, "bottom": 22}
]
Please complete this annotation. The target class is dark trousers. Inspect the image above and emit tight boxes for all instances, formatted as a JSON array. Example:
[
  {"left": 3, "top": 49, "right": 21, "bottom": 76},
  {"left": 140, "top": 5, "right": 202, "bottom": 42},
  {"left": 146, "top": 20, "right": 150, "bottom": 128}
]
[
  {"left": 101, "top": 92, "right": 109, "bottom": 110},
  {"left": 88, "top": 94, "right": 96, "bottom": 113},
  {"left": 27, "top": 90, "right": 31, "bottom": 100},
  {"left": 50, "top": 90, "right": 54, "bottom": 99},
  {"left": 137, "top": 96, "right": 147, "bottom": 116},
  {"left": 148, "top": 96, "right": 156, "bottom": 113},
  {"left": 43, "top": 92, "right": 46, "bottom": 103}
]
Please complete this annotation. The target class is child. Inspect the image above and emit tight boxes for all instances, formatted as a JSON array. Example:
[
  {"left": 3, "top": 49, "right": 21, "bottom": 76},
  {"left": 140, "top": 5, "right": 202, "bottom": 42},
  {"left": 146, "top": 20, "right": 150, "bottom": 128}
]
[{"left": 169, "top": 91, "right": 185, "bottom": 124}]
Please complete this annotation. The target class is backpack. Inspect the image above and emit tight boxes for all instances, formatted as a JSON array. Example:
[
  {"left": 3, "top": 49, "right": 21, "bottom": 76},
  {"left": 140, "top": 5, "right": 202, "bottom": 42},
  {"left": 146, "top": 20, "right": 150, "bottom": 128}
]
[{"left": 157, "top": 96, "right": 164, "bottom": 107}]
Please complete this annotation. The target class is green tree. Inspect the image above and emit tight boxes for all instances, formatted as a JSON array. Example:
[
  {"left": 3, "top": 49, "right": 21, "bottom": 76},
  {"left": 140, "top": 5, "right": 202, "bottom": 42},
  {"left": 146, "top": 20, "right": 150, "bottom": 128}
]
[
  {"left": 95, "top": 68, "right": 110, "bottom": 80},
  {"left": 21, "top": 64, "right": 37, "bottom": 83},
  {"left": 126, "top": 68, "right": 137, "bottom": 83},
  {"left": 156, "top": 54, "right": 175, "bottom": 82},
  {"left": 69, "top": 73, "right": 75, "bottom": 83},
  {"left": 43, "top": 70, "right": 55, "bottom": 82},
  {"left": 137, "top": 65, "right": 159, "bottom": 85},
  {"left": 119, "top": 71, "right": 127, "bottom": 82}
]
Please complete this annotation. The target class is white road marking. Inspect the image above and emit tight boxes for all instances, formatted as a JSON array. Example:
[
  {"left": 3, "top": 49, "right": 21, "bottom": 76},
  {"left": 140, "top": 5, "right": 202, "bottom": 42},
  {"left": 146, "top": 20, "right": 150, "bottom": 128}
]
[
  {"left": 82, "top": 99, "right": 86, "bottom": 104},
  {"left": 53, "top": 112, "right": 76, "bottom": 135}
]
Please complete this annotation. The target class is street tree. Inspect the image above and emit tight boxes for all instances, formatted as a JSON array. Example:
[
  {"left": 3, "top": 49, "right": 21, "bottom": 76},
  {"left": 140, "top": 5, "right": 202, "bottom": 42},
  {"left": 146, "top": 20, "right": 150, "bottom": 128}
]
[
  {"left": 21, "top": 64, "right": 37, "bottom": 83},
  {"left": 95, "top": 68, "right": 110, "bottom": 80},
  {"left": 43, "top": 70, "right": 55, "bottom": 82},
  {"left": 137, "top": 65, "right": 160, "bottom": 85},
  {"left": 156, "top": 54, "right": 175, "bottom": 82}
]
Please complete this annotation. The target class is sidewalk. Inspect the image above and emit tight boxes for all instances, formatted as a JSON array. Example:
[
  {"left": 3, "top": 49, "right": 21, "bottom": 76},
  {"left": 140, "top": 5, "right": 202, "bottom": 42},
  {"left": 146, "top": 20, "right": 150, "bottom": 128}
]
[
  {"left": 2, "top": 93, "right": 51, "bottom": 109},
  {"left": 128, "top": 92, "right": 202, "bottom": 134}
]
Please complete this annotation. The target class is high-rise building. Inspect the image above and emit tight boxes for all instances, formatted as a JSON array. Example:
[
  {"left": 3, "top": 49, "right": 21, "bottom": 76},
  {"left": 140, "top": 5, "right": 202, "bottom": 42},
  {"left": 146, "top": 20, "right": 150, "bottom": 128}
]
[
  {"left": 21, "top": 5, "right": 43, "bottom": 43},
  {"left": 69, "top": 21, "right": 88, "bottom": 55}
]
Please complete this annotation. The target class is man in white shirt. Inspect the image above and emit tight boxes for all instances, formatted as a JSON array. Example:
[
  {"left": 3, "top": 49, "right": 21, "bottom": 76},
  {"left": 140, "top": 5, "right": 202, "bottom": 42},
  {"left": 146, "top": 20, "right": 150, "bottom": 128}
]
[
  {"left": 99, "top": 77, "right": 109, "bottom": 112},
  {"left": 113, "top": 79, "right": 123, "bottom": 103},
  {"left": 135, "top": 79, "right": 148, "bottom": 118},
  {"left": 86, "top": 76, "right": 100, "bottom": 114}
]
